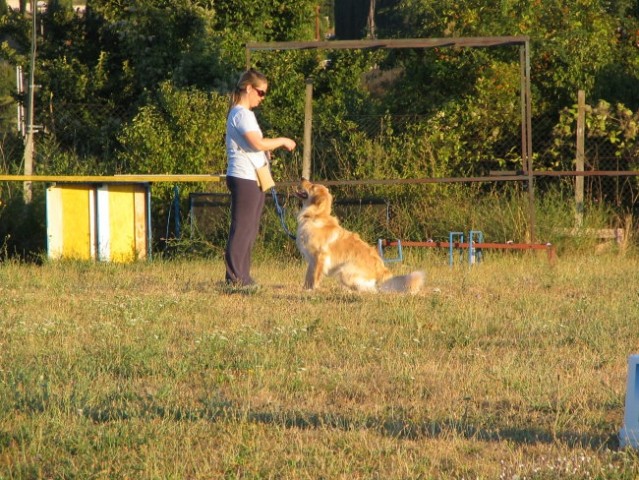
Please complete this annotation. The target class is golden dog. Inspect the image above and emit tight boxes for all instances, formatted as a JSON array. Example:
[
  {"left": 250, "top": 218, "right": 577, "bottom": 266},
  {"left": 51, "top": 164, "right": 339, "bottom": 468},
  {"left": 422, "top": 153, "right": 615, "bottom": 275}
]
[{"left": 294, "top": 179, "right": 424, "bottom": 293}]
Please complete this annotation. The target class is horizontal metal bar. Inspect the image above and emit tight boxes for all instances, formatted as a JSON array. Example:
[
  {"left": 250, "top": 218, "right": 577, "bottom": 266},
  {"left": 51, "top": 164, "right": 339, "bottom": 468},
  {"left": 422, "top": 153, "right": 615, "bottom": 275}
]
[
  {"left": 3, "top": 170, "right": 637, "bottom": 186},
  {"left": 381, "top": 240, "right": 554, "bottom": 250},
  {"left": 279, "top": 170, "right": 639, "bottom": 188},
  {"left": 380, "top": 239, "right": 558, "bottom": 263},
  {"left": 246, "top": 36, "right": 529, "bottom": 52},
  {"left": 533, "top": 170, "right": 639, "bottom": 177},
  {"left": 0, "top": 174, "right": 225, "bottom": 183},
  {"left": 277, "top": 175, "right": 530, "bottom": 187}
]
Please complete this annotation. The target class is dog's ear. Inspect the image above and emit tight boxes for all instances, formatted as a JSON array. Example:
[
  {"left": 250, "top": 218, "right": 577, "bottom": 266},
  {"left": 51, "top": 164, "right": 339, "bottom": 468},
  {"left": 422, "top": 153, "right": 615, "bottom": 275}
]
[
  {"left": 310, "top": 185, "right": 331, "bottom": 210},
  {"left": 309, "top": 186, "right": 322, "bottom": 206}
]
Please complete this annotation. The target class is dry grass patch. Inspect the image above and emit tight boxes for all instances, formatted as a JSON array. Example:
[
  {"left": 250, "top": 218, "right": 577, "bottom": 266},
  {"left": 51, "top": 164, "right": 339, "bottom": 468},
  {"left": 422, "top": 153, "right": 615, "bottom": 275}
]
[{"left": 1, "top": 253, "right": 639, "bottom": 478}]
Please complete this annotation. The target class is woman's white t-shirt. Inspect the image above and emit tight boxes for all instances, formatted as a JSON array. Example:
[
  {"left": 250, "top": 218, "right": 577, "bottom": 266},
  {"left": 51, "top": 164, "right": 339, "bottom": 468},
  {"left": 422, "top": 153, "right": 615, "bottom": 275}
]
[{"left": 225, "top": 105, "right": 268, "bottom": 181}]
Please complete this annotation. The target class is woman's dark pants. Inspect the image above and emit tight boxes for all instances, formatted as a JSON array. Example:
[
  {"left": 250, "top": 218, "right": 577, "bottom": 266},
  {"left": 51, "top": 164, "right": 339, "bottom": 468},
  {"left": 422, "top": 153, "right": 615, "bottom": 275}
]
[{"left": 225, "top": 175, "right": 265, "bottom": 286}]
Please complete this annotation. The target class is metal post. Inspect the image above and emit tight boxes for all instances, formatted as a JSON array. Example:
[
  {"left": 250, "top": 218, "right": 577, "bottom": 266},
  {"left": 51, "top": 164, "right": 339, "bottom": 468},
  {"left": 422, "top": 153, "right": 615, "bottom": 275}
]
[
  {"left": 172, "top": 185, "right": 181, "bottom": 239},
  {"left": 575, "top": 90, "right": 585, "bottom": 227},
  {"left": 469, "top": 230, "right": 484, "bottom": 265},
  {"left": 449, "top": 232, "right": 464, "bottom": 267},
  {"left": 521, "top": 41, "right": 535, "bottom": 242},
  {"left": 315, "top": 5, "right": 321, "bottom": 41},
  {"left": 146, "top": 184, "right": 153, "bottom": 261},
  {"left": 367, "top": 0, "right": 376, "bottom": 39},
  {"left": 302, "top": 78, "right": 313, "bottom": 180}
]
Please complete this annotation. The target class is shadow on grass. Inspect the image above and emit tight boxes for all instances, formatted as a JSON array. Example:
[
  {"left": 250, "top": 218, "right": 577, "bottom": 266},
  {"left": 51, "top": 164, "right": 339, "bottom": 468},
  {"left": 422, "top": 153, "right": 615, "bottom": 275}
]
[
  {"left": 75, "top": 397, "right": 618, "bottom": 450},
  {"left": 7, "top": 366, "right": 618, "bottom": 451},
  {"left": 243, "top": 409, "right": 619, "bottom": 450}
]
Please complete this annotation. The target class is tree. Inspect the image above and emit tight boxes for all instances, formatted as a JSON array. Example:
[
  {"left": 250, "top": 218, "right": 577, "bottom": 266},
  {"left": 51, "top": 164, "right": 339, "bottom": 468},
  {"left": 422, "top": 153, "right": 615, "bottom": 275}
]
[{"left": 384, "top": 0, "right": 639, "bottom": 113}]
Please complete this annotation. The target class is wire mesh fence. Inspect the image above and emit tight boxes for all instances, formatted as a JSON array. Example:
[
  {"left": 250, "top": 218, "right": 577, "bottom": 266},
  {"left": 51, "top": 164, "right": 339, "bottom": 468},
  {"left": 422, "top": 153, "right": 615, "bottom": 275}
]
[{"left": 3, "top": 98, "right": 637, "bottom": 252}]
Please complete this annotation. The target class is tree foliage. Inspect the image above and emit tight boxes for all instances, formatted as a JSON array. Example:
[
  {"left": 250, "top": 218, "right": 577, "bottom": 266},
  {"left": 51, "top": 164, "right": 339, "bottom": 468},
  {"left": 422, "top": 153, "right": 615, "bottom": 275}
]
[
  {"left": 0, "top": 0, "right": 638, "bottom": 253},
  {"left": 116, "top": 81, "right": 227, "bottom": 176},
  {"left": 390, "top": 0, "right": 639, "bottom": 112},
  {"left": 0, "top": 0, "right": 636, "bottom": 172}
]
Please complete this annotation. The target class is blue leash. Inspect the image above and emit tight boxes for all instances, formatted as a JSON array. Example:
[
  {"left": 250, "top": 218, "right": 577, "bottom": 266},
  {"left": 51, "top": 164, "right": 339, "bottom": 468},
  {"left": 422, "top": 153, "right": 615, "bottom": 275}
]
[{"left": 270, "top": 187, "right": 297, "bottom": 240}]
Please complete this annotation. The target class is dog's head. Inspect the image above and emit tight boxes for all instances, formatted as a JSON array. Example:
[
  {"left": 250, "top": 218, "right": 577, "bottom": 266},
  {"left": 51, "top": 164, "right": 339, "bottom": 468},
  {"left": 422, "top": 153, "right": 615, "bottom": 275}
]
[{"left": 295, "top": 179, "right": 332, "bottom": 217}]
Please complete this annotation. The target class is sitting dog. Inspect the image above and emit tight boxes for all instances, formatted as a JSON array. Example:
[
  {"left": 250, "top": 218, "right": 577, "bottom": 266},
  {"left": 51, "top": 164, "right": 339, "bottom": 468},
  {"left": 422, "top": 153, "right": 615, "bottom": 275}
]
[{"left": 294, "top": 179, "right": 424, "bottom": 293}]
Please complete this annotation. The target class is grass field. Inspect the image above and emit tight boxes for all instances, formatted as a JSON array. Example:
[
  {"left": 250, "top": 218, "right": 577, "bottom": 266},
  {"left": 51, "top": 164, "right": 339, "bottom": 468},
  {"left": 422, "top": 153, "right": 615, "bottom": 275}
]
[{"left": 1, "top": 250, "right": 639, "bottom": 479}]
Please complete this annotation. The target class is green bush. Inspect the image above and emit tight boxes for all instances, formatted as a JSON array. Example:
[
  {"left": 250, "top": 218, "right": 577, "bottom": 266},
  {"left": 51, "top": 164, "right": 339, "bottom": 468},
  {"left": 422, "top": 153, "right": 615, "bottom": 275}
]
[{"left": 0, "top": 185, "right": 46, "bottom": 261}]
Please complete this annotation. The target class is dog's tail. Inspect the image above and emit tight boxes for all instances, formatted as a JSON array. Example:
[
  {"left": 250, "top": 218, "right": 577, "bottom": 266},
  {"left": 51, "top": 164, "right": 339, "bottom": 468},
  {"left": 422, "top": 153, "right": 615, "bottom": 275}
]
[{"left": 378, "top": 271, "right": 425, "bottom": 294}]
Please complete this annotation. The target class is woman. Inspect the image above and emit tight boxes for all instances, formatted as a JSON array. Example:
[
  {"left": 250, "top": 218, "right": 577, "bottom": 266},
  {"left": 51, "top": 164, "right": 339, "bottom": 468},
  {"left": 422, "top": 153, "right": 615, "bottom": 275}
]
[{"left": 224, "top": 69, "right": 296, "bottom": 287}]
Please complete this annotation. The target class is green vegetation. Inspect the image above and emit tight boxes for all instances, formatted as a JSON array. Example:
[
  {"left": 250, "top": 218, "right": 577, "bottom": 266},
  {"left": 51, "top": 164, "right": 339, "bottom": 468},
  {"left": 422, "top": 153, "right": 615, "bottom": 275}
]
[
  {"left": 1, "top": 253, "right": 639, "bottom": 478},
  {"left": 0, "top": 0, "right": 638, "bottom": 257}
]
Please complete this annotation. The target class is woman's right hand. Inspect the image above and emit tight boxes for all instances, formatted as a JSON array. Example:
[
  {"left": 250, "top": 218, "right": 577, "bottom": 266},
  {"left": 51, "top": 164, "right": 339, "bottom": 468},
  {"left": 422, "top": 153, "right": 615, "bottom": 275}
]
[{"left": 281, "top": 138, "right": 296, "bottom": 151}]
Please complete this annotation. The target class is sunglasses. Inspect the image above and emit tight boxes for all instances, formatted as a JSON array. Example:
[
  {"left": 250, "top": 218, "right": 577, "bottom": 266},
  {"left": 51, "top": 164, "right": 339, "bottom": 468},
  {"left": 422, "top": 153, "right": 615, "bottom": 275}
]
[{"left": 254, "top": 87, "right": 266, "bottom": 98}]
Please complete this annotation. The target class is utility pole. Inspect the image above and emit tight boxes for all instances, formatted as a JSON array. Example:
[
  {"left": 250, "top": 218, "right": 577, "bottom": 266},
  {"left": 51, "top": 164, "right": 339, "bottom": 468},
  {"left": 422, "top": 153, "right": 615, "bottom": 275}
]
[{"left": 23, "top": 0, "right": 36, "bottom": 204}]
